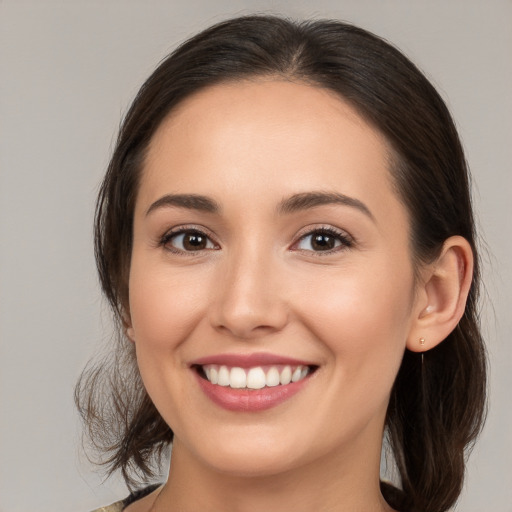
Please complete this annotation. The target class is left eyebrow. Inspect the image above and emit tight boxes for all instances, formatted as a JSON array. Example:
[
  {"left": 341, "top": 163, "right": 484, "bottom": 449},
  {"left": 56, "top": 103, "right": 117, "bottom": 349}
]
[{"left": 277, "top": 191, "right": 375, "bottom": 221}]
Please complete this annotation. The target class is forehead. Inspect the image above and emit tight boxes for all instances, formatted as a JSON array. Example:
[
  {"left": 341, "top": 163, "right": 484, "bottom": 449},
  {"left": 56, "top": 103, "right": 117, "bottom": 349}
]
[
  {"left": 149, "top": 79, "right": 384, "bottom": 162},
  {"left": 137, "top": 79, "right": 404, "bottom": 228}
]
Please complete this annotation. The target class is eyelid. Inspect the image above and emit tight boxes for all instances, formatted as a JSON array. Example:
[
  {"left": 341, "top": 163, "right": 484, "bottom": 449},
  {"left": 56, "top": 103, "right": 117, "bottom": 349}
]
[
  {"left": 159, "top": 224, "right": 220, "bottom": 253},
  {"left": 157, "top": 224, "right": 353, "bottom": 255},
  {"left": 290, "top": 225, "right": 354, "bottom": 254}
]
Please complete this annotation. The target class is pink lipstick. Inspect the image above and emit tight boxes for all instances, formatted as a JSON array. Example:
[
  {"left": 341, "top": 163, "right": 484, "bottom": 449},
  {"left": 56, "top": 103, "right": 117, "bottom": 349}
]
[{"left": 190, "top": 352, "right": 317, "bottom": 412}]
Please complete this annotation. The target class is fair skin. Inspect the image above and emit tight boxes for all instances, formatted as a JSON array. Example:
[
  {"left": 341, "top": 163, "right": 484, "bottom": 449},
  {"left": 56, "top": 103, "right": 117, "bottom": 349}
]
[{"left": 124, "top": 79, "right": 473, "bottom": 512}]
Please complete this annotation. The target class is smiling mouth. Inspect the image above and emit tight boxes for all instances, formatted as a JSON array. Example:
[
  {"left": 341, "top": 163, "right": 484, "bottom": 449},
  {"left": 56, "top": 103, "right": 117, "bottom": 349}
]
[{"left": 194, "top": 364, "right": 317, "bottom": 390}]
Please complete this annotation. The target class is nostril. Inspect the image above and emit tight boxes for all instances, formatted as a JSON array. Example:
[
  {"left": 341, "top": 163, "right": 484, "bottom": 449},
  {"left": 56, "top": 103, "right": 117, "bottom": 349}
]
[
  {"left": 213, "top": 323, "right": 284, "bottom": 340},
  {"left": 208, "top": 281, "right": 289, "bottom": 339}
]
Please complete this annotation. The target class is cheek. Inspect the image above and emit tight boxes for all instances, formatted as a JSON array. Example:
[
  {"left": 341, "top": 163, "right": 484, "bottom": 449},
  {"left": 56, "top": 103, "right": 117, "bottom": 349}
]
[
  {"left": 127, "top": 258, "right": 210, "bottom": 426},
  {"left": 295, "top": 265, "right": 415, "bottom": 435},
  {"left": 128, "top": 260, "right": 209, "bottom": 351},
  {"left": 295, "top": 261, "right": 414, "bottom": 373}
]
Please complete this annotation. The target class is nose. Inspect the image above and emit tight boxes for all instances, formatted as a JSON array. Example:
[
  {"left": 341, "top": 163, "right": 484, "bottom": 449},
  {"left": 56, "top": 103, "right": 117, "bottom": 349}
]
[{"left": 209, "top": 248, "right": 289, "bottom": 339}]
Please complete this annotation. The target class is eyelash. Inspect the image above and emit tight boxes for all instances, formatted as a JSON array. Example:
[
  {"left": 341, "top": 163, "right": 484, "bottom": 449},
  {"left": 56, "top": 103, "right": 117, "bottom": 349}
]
[
  {"left": 159, "top": 225, "right": 354, "bottom": 256},
  {"left": 159, "top": 226, "right": 219, "bottom": 255},
  {"left": 292, "top": 226, "right": 354, "bottom": 255}
]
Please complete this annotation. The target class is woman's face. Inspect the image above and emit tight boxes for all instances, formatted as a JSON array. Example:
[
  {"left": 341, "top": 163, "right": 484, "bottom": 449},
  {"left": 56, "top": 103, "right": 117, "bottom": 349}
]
[{"left": 128, "top": 80, "right": 420, "bottom": 477}]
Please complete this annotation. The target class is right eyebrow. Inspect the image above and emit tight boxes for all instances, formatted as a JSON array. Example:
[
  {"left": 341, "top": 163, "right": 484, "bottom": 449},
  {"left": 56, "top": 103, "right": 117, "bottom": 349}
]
[{"left": 145, "top": 194, "right": 221, "bottom": 216}]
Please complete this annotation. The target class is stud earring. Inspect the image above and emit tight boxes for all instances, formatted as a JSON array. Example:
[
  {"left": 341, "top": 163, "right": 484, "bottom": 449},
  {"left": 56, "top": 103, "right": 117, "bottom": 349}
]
[{"left": 419, "top": 337, "right": 426, "bottom": 366}]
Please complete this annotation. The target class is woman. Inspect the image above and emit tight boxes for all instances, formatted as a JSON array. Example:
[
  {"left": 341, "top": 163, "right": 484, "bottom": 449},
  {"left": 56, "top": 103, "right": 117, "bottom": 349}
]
[{"left": 76, "top": 15, "right": 487, "bottom": 512}]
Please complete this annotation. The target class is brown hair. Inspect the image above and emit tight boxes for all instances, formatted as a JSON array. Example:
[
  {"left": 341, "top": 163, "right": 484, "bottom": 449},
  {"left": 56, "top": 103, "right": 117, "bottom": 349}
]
[{"left": 75, "top": 15, "right": 487, "bottom": 512}]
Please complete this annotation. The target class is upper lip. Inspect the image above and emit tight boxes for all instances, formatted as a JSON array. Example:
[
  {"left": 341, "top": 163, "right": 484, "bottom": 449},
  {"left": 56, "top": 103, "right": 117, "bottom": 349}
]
[{"left": 189, "top": 352, "right": 316, "bottom": 368}]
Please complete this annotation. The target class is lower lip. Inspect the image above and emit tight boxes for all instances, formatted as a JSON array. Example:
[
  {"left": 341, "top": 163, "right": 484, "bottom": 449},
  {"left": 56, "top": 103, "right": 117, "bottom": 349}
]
[{"left": 195, "top": 371, "right": 310, "bottom": 412}]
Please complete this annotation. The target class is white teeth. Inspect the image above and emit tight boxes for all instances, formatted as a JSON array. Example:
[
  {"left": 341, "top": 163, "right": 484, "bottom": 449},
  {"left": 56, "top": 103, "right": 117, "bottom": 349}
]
[
  {"left": 229, "top": 367, "right": 247, "bottom": 388},
  {"left": 202, "top": 364, "right": 311, "bottom": 389},
  {"left": 265, "top": 367, "right": 280, "bottom": 387},
  {"left": 280, "top": 365, "right": 292, "bottom": 385},
  {"left": 247, "top": 367, "right": 266, "bottom": 389},
  {"left": 218, "top": 366, "right": 230, "bottom": 386},
  {"left": 291, "top": 367, "right": 302, "bottom": 382}
]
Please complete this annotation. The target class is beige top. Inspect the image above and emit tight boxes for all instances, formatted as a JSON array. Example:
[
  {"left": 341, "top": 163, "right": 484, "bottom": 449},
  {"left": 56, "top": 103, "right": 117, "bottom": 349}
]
[
  {"left": 89, "top": 484, "right": 161, "bottom": 512},
  {"left": 92, "top": 500, "right": 124, "bottom": 512},
  {"left": 91, "top": 502, "right": 124, "bottom": 512}
]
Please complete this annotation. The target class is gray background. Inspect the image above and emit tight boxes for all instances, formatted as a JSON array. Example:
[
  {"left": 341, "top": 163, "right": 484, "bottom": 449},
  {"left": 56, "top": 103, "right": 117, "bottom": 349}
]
[{"left": 1, "top": 1, "right": 510, "bottom": 511}]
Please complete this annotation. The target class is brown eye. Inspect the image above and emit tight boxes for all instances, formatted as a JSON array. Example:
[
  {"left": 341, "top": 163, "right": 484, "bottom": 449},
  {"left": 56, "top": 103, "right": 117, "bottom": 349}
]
[
  {"left": 182, "top": 232, "right": 208, "bottom": 250},
  {"left": 164, "top": 230, "right": 216, "bottom": 252},
  {"left": 295, "top": 229, "right": 352, "bottom": 252},
  {"left": 310, "top": 233, "right": 337, "bottom": 251}
]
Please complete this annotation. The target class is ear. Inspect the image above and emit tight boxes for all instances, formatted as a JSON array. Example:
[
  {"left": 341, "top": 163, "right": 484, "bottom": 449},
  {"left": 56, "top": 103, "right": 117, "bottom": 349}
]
[
  {"left": 406, "top": 236, "right": 474, "bottom": 353},
  {"left": 122, "top": 310, "right": 136, "bottom": 343}
]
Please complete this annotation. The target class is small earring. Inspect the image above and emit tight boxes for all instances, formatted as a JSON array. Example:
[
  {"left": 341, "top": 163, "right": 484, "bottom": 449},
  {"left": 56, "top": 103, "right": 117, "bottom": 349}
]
[{"left": 419, "top": 338, "right": 426, "bottom": 366}]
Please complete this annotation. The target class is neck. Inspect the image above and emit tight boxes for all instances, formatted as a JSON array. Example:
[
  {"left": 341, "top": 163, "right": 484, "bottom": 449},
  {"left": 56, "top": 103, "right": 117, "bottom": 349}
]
[{"left": 153, "top": 437, "right": 394, "bottom": 512}]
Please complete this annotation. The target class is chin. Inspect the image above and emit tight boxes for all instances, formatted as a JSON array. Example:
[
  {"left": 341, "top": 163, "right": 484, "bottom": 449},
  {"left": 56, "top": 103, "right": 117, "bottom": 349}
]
[
  {"left": 205, "top": 450, "right": 299, "bottom": 478},
  {"left": 184, "top": 429, "right": 305, "bottom": 478}
]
